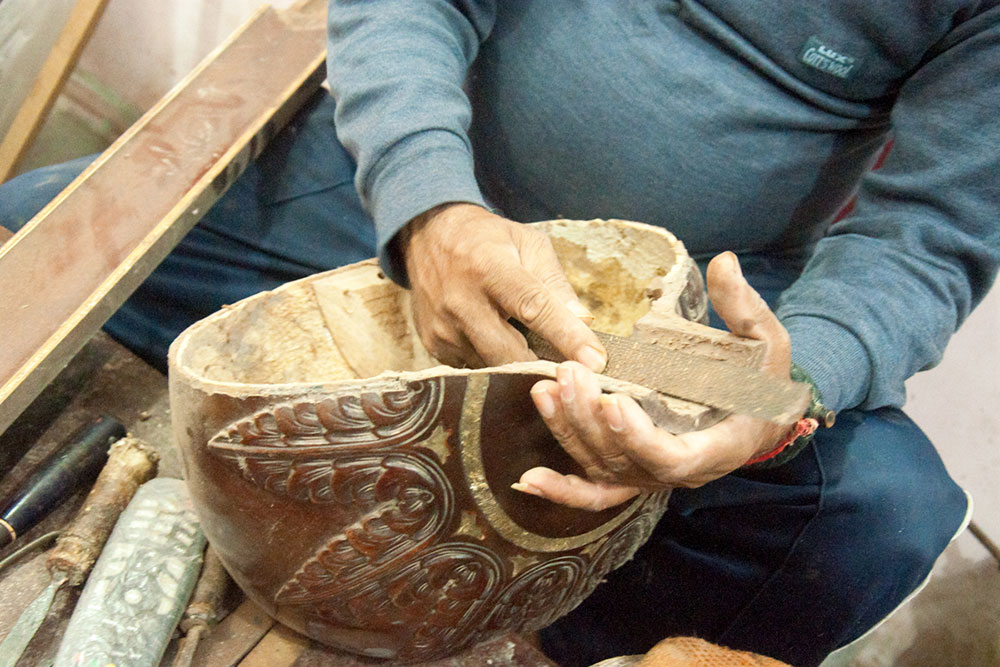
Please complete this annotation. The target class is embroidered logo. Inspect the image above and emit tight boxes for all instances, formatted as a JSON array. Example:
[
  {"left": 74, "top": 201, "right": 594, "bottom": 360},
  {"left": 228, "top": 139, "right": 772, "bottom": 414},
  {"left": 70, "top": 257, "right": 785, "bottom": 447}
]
[{"left": 799, "top": 36, "right": 860, "bottom": 80}]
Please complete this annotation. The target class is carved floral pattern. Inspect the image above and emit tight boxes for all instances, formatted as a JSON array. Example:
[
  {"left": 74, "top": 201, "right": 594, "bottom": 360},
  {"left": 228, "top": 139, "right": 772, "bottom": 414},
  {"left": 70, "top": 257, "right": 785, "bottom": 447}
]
[
  {"left": 207, "top": 377, "right": 670, "bottom": 661},
  {"left": 586, "top": 491, "right": 670, "bottom": 583},
  {"left": 482, "top": 556, "right": 588, "bottom": 635}
]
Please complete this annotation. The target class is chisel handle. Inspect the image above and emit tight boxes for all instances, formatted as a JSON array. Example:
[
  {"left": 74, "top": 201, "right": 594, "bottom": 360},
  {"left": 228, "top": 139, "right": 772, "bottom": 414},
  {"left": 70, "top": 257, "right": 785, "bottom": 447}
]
[
  {"left": 0, "top": 416, "right": 126, "bottom": 549},
  {"left": 46, "top": 436, "right": 159, "bottom": 586}
]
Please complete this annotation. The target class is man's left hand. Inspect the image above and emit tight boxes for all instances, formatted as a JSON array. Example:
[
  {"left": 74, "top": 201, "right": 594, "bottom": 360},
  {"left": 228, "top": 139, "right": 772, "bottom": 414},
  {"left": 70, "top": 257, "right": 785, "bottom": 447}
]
[{"left": 514, "top": 251, "right": 794, "bottom": 511}]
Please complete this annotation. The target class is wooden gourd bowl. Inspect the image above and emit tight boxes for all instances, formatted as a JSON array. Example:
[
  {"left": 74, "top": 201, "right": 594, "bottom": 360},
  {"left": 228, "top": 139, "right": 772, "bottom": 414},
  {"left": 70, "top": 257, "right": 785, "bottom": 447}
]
[{"left": 168, "top": 218, "right": 756, "bottom": 662}]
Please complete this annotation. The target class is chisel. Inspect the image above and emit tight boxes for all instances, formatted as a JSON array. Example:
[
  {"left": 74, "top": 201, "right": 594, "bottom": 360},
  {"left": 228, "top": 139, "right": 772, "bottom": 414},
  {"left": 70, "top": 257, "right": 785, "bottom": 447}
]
[
  {"left": 0, "top": 436, "right": 159, "bottom": 665},
  {"left": 0, "top": 415, "right": 126, "bottom": 550}
]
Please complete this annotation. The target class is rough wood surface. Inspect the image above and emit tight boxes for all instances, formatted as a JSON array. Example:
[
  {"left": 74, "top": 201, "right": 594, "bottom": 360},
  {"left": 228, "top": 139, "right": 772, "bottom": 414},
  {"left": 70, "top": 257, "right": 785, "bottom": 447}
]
[
  {"left": 0, "top": 0, "right": 110, "bottom": 182},
  {"left": 0, "top": 0, "right": 327, "bottom": 436},
  {"left": 45, "top": 436, "right": 159, "bottom": 586}
]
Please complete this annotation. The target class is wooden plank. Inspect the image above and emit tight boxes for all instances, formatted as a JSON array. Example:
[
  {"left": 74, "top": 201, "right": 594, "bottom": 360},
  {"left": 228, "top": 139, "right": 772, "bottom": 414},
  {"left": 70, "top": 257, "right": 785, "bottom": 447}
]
[
  {"left": 188, "top": 598, "right": 275, "bottom": 667},
  {"left": 0, "top": 0, "right": 110, "bottom": 183},
  {"left": 0, "top": 1, "right": 327, "bottom": 436},
  {"left": 237, "top": 624, "right": 309, "bottom": 667}
]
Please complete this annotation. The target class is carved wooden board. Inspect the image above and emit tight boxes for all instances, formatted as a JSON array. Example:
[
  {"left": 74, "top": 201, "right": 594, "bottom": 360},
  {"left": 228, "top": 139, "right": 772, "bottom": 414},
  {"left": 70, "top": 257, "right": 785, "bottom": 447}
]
[{"left": 0, "top": 0, "right": 327, "bottom": 435}]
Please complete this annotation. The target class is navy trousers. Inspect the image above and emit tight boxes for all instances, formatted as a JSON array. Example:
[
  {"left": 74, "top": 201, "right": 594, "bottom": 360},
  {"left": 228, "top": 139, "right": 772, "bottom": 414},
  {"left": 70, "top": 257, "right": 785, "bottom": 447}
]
[{"left": 0, "top": 89, "right": 967, "bottom": 667}]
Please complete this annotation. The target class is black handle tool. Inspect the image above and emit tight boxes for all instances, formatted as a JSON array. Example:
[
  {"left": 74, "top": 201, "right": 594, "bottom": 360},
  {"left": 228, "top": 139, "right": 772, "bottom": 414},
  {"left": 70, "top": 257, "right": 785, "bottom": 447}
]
[{"left": 0, "top": 415, "right": 126, "bottom": 549}]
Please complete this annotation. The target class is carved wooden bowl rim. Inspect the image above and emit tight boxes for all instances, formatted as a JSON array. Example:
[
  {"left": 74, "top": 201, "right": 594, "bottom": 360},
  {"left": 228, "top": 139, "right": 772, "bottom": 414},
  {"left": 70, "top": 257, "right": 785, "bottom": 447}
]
[{"left": 168, "top": 218, "right": 695, "bottom": 400}]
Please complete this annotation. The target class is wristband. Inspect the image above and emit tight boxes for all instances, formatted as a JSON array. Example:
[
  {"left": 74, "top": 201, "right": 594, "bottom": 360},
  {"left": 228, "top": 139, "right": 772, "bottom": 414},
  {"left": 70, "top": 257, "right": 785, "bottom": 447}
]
[{"left": 744, "top": 363, "right": 835, "bottom": 469}]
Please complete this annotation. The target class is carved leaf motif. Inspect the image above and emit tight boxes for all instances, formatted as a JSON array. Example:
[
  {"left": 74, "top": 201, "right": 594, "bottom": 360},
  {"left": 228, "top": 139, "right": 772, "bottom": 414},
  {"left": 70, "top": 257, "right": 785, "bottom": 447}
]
[
  {"left": 275, "top": 453, "right": 453, "bottom": 605},
  {"left": 209, "top": 378, "right": 442, "bottom": 454}
]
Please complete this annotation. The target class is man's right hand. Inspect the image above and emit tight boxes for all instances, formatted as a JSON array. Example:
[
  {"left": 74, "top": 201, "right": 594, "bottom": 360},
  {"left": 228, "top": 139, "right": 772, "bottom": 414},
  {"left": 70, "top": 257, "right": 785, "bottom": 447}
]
[{"left": 401, "top": 203, "right": 607, "bottom": 371}]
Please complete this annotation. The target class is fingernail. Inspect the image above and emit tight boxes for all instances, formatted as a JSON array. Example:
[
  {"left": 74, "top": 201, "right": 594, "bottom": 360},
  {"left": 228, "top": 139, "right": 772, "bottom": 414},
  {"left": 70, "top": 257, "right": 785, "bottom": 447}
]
[
  {"left": 600, "top": 394, "right": 625, "bottom": 432},
  {"left": 577, "top": 344, "right": 607, "bottom": 372},
  {"left": 557, "top": 364, "right": 575, "bottom": 402},
  {"left": 511, "top": 481, "right": 545, "bottom": 497},
  {"left": 567, "top": 299, "right": 595, "bottom": 326},
  {"left": 531, "top": 385, "right": 556, "bottom": 418}
]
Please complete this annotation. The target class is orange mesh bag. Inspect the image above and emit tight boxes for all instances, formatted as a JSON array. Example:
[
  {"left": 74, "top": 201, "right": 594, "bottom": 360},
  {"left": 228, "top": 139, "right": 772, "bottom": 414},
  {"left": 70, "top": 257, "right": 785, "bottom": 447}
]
[{"left": 637, "top": 637, "right": 792, "bottom": 667}]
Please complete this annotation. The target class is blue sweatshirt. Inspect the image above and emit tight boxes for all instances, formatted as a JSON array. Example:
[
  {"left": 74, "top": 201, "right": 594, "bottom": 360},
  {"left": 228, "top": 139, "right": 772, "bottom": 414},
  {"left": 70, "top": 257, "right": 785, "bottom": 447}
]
[{"left": 326, "top": 0, "right": 1000, "bottom": 413}]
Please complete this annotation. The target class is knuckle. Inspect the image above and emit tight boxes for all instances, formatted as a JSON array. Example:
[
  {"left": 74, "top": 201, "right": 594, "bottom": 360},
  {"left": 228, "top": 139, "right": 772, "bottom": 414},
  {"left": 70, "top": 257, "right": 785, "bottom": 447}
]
[
  {"left": 598, "top": 452, "right": 634, "bottom": 475},
  {"left": 582, "top": 462, "right": 612, "bottom": 481},
  {"left": 512, "top": 286, "right": 554, "bottom": 325},
  {"left": 428, "top": 321, "right": 460, "bottom": 348},
  {"left": 548, "top": 421, "right": 577, "bottom": 445},
  {"left": 521, "top": 228, "right": 554, "bottom": 254}
]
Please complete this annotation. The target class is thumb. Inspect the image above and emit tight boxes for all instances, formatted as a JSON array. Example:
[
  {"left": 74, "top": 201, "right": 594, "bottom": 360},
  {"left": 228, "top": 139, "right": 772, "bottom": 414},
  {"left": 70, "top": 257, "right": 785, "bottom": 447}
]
[{"left": 706, "top": 252, "right": 790, "bottom": 372}]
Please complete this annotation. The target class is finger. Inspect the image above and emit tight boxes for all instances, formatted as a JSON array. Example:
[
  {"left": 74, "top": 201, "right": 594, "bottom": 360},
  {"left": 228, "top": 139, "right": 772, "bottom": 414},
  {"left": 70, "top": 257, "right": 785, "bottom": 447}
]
[
  {"left": 706, "top": 252, "right": 790, "bottom": 370},
  {"left": 462, "top": 310, "right": 536, "bottom": 367},
  {"left": 485, "top": 264, "right": 607, "bottom": 372},
  {"left": 514, "top": 467, "right": 641, "bottom": 512},
  {"left": 416, "top": 310, "right": 486, "bottom": 369},
  {"left": 706, "top": 251, "right": 788, "bottom": 343},
  {"left": 530, "top": 379, "right": 607, "bottom": 480},
  {"left": 558, "top": 363, "right": 646, "bottom": 479},
  {"left": 599, "top": 393, "right": 700, "bottom": 485},
  {"left": 678, "top": 411, "right": 786, "bottom": 472},
  {"left": 517, "top": 231, "right": 595, "bottom": 327}
]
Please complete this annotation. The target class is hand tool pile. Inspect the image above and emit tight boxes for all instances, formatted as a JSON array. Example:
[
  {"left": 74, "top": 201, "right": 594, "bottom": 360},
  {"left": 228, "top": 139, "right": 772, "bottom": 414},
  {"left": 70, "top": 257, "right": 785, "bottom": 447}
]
[{"left": 0, "top": 421, "right": 228, "bottom": 667}]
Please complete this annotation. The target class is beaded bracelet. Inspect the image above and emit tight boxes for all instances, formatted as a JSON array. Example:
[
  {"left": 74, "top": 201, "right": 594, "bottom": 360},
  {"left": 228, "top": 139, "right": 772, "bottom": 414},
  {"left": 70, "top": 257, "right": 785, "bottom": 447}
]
[{"left": 744, "top": 363, "right": 836, "bottom": 469}]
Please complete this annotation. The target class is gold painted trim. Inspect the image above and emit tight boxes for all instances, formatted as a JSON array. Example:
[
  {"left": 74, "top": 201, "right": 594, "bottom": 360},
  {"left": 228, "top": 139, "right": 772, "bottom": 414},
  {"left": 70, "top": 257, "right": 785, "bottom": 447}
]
[
  {"left": 459, "top": 373, "right": 645, "bottom": 553},
  {"left": 0, "top": 518, "right": 16, "bottom": 542}
]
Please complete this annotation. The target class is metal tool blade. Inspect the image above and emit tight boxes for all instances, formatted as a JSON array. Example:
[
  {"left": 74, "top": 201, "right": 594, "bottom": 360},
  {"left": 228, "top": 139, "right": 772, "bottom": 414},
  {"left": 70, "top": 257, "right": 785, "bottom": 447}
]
[
  {"left": 521, "top": 327, "right": 810, "bottom": 425},
  {"left": 0, "top": 574, "right": 66, "bottom": 664}
]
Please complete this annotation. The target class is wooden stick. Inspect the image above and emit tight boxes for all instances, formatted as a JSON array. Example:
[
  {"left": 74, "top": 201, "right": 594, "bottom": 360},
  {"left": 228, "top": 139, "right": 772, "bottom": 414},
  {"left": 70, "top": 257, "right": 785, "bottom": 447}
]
[
  {"left": 0, "top": 0, "right": 110, "bottom": 183},
  {"left": 0, "top": 1, "right": 327, "bottom": 436}
]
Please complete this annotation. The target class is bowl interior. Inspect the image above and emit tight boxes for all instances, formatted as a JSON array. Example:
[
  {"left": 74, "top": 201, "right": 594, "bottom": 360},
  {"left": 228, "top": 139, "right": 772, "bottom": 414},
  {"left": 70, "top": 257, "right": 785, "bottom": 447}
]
[{"left": 176, "top": 219, "right": 679, "bottom": 385}]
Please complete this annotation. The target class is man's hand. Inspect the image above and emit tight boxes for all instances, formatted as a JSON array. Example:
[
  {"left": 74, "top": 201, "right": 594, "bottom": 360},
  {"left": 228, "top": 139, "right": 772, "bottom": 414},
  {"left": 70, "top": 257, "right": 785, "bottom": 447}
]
[
  {"left": 402, "top": 203, "right": 607, "bottom": 370},
  {"left": 514, "top": 251, "right": 794, "bottom": 511}
]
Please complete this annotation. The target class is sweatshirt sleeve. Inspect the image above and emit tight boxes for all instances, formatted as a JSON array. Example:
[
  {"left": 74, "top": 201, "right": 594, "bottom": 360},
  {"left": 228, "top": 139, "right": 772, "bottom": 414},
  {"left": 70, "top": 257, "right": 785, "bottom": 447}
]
[
  {"left": 326, "top": 1, "right": 497, "bottom": 285},
  {"left": 776, "top": 10, "right": 1000, "bottom": 412}
]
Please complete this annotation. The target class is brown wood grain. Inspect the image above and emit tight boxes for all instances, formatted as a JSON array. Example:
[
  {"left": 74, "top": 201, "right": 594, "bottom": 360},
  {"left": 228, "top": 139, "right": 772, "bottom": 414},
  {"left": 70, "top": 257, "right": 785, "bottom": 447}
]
[
  {"left": 189, "top": 599, "right": 275, "bottom": 667},
  {"left": 0, "top": 2, "right": 327, "bottom": 436},
  {"left": 237, "top": 624, "right": 310, "bottom": 667},
  {"left": 0, "top": 0, "right": 110, "bottom": 182}
]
